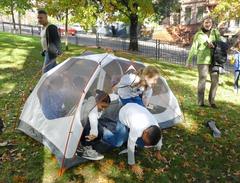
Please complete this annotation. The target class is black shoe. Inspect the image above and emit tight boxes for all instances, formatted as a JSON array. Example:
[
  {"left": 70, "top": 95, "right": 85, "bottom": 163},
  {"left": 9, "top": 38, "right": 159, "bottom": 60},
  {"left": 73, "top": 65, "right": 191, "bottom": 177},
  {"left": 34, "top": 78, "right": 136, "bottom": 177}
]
[
  {"left": 199, "top": 104, "right": 206, "bottom": 107},
  {"left": 210, "top": 104, "right": 218, "bottom": 109}
]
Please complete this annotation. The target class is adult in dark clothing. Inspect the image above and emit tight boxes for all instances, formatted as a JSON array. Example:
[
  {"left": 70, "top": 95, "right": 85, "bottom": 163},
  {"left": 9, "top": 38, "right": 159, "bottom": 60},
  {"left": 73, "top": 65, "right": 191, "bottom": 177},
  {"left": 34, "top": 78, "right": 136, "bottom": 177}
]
[{"left": 37, "top": 10, "right": 61, "bottom": 73}]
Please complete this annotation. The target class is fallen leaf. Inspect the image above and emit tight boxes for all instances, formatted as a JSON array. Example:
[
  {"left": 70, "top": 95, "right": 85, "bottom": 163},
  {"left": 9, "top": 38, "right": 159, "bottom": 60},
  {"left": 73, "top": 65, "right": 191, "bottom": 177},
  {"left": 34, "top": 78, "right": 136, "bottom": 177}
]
[
  {"left": 233, "top": 170, "right": 240, "bottom": 177},
  {"left": 99, "top": 159, "right": 114, "bottom": 173},
  {"left": 13, "top": 176, "right": 27, "bottom": 183},
  {"left": 118, "top": 161, "right": 126, "bottom": 171},
  {"left": 182, "top": 161, "right": 190, "bottom": 168},
  {"left": 0, "top": 141, "right": 8, "bottom": 147},
  {"left": 131, "top": 164, "right": 144, "bottom": 180},
  {"left": 154, "top": 168, "right": 165, "bottom": 174},
  {"left": 15, "top": 153, "right": 24, "bottom": 161}
]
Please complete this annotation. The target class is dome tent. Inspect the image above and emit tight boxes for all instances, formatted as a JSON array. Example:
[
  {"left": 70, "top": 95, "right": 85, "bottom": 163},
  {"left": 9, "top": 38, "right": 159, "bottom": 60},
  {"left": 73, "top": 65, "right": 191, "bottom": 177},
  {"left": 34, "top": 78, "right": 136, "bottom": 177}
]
[{"left": 18, "top": 53, "right": 182, "bottom": 170}]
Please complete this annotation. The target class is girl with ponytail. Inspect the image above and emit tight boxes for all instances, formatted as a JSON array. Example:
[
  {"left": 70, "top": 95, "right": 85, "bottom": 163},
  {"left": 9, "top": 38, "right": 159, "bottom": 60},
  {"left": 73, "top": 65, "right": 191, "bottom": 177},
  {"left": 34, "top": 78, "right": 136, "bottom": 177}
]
[{"left": 117, "top": 66, "right": 160, "bottom": 107}]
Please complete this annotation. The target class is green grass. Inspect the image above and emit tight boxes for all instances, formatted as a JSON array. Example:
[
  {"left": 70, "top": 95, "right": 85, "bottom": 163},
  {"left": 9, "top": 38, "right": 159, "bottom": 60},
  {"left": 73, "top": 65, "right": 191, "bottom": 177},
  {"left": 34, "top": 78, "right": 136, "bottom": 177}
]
[{"left": 0, "top": 32, "right": 239, "bottom": 183}]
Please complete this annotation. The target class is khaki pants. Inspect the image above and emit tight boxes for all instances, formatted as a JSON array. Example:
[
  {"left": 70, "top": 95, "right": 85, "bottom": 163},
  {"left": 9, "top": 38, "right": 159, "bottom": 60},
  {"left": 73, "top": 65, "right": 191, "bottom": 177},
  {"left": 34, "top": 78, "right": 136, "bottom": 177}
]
[{"left": 197, "top": 64, "right": 219, "bottom": 105}]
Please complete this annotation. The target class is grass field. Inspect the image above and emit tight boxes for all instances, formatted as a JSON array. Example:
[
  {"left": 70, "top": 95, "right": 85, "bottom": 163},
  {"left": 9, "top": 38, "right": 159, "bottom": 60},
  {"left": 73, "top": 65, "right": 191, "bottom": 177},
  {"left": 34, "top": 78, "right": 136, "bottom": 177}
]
[{"left": 0, "top": 32, "right": 239, "bottom": 183}]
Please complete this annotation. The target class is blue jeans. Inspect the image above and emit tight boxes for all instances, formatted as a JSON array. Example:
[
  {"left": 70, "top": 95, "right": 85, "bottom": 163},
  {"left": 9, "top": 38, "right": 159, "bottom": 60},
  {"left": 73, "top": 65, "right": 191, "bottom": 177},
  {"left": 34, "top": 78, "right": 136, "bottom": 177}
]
[
  {"left": 234, "top": 71, "right": 240, "bottom": 90},
  {"left": 42, "top": 51, "right": 57, "bottom": 73},
  {"left": 102, "top": 121, "right": 128, "bottom": 147},
  {"left": 120, "top": 96, "right": 144, "bottom": 107}
]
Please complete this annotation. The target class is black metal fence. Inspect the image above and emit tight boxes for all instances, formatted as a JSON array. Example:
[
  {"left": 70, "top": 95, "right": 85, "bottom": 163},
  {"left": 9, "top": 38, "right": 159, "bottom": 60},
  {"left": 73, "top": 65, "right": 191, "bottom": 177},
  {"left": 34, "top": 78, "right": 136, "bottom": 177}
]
[
  {"left": 0, "top": 21, "right": 233, "bottom": 72},
  {"left": 1, "top": 22, "right": 42, "bottom": 36}
]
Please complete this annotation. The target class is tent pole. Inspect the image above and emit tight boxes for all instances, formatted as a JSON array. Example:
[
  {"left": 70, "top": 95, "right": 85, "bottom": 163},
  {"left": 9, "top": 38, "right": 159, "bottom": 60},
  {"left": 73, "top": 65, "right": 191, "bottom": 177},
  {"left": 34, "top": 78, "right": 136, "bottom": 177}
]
[{"left": 59, "top": 54, "right": 109, "bottom": 174}]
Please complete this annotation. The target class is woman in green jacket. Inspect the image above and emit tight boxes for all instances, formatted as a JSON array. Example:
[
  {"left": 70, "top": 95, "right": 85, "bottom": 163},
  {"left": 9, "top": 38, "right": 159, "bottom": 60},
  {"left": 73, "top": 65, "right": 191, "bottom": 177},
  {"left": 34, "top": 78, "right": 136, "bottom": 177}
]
[{"left": 186, "top": 16, "right": 221, "bottom": 108}]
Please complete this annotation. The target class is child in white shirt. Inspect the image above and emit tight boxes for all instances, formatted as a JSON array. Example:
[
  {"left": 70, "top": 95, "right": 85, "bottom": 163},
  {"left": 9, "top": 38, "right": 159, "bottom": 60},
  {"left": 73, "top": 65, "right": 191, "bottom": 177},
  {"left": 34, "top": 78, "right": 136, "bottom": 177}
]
[
  {"left": 117, "top": 66, "right": 159, "bottom": 107},
  {"left": 78, "top": 90, "right": 111, "bottom": 160}
]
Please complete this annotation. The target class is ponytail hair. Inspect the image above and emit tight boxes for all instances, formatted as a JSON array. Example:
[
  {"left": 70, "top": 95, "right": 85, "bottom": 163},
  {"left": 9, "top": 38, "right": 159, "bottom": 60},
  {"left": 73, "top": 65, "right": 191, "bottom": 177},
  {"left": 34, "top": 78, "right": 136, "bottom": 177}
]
[
  {"left": 95, "top": 90, "right": 111, "bottom": 104},
  {"left": 137, "top": 66, "right": 159, "bottom": 79}
]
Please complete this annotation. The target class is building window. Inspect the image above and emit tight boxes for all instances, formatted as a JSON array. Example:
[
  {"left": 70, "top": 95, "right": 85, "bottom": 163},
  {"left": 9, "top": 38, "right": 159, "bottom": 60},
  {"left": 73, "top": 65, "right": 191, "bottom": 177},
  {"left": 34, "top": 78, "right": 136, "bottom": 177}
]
[
  {"left": 235, "top": 19, "right": 240, "bottom": 27},
  {"left": 185, "top": 7, "right": 192, "bottom": 25},
  {"left": 197, "top": 6, "right": 204, "bottom": 22}
]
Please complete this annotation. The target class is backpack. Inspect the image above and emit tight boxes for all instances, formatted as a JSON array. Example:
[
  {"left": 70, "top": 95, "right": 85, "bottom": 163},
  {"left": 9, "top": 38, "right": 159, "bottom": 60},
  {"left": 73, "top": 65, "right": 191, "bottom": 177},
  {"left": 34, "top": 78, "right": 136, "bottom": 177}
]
[{"left": 212, "top": 40, "right": 229, "bottom": 65}]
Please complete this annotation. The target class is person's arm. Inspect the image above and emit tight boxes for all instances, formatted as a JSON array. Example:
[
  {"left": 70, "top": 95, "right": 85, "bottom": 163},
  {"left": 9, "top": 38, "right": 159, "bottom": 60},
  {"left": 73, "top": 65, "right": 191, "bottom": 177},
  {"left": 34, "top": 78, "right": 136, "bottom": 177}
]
[
  {"left": 142, "top": 87, "right": 153, "bottom": 107},
  {"left": 155, "top": 136, "right": 163, "bottom": 150},
  {"left": 186, "top": 34, "right": 199, "bottom": 66},
  {"left": 88, "top": 107, "right": 99, "bottom": 138},
  {"left": 127, "top": 132, "right": 138, "bottom": 165},
  {"left": 117, "top": 74, "right": 140, "bottom": 87}
]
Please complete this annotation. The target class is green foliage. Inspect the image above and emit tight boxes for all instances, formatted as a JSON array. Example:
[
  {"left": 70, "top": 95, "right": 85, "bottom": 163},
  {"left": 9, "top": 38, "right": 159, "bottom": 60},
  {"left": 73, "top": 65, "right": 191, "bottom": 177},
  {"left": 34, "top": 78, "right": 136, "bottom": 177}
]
[
  {"left": 35, "top": 0, "right": 85, "bottom": 18},
  {"left": 153, "top": 0, "right": 181, "bottom": 23},
  {"left": 94, "top": 0, "right": 154, "bottom": 23},
  {"left": 36, "top": 0, "right": 97, "bottom": 31},
  {"left": 71, "top": 4, "right": 98, "bottom": 31},
  {"left": 0, "top": 0, "right": 32, "bottom": 15},
  {"left": 212, "top": 0, "right": 240, "bottom": 20}
]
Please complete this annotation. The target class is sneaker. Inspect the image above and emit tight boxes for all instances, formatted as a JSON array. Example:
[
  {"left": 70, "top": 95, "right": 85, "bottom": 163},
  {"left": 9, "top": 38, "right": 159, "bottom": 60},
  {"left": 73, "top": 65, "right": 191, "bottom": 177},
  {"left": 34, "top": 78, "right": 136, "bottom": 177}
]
[
  {"left": 77, "top": 146, "right": 104, "bottom": 160},
  {"left": 76, "top": 145, "right": 85, "bottom": 155},
  {"left": 206, "top": 120, "right": 221, "bottom": 138},
  {"left": 199, "top": 104, "right": 206, "bottom": 107},
  {"left": 210, "top": 104, "right": 218, "bottom": 109}
]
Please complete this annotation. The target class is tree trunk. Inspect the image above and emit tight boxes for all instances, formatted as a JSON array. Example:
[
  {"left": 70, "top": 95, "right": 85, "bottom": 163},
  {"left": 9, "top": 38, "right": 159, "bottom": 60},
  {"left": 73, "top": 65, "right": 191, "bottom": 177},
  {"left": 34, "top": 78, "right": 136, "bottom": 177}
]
[
  {"left": 65, "top": 8, "right": 69, "bottom": 51},
  {"left": 18, "top": 11, "right": 21, "bottom": 34},
  {"left": 129, "top": 13, "right": 138, "bottom": 51},
  {"left": 10, "top": 2, "right": 16, "bottom": 31}
]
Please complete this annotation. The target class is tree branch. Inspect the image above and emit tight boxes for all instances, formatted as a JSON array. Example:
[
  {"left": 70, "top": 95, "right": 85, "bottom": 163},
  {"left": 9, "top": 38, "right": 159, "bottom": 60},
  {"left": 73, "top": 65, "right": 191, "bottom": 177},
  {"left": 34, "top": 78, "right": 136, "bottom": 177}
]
[{"left": 109, "top": 1, "right": 130, "bottom": 18}]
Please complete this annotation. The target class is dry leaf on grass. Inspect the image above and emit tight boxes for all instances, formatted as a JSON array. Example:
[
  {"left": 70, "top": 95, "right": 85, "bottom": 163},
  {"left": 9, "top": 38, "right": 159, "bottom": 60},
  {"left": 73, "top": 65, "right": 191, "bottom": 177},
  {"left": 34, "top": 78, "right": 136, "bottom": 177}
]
[
  {"left": 131, "top": 164, "right": 144, "bottom": 180},
  {"left": 233, "top": 170, "right": 240, "bottom": 177},
  {"left": 0, "top": 152, "right": 11, "bottom": 162},
  {"left": 118, "top": 161, "right": 126, "bottom": 171},
  {"left": 154, "top": 168, "right": 166, "bottom": 174},
  {"left": 99, "top": 159, "right": 114, "bottom": 173},
  {"left": 13, "top": 176, "right": 27, "bottom": 183}
]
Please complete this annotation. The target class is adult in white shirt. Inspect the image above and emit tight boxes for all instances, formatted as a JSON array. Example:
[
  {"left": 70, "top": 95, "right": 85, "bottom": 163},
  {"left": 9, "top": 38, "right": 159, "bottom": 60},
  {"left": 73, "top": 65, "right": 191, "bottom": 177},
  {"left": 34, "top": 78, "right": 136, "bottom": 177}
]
[{"left": 119, "top": 103, "right": 162, "bottom": 167}]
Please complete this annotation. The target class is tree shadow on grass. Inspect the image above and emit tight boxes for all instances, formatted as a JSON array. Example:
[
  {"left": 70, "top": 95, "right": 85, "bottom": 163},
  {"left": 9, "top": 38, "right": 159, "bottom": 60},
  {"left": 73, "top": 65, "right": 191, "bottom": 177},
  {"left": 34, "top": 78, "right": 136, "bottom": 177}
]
[
  {"left": 0, "top": 33, "right": 106, "bottom": 183},
  {"left": 0, "top": 33, "right": 45, "bottom": 183}
]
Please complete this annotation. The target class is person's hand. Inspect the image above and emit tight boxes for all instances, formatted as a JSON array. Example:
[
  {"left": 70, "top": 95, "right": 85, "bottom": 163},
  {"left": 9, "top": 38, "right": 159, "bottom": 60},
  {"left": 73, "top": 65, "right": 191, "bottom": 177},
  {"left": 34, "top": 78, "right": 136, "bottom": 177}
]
[
  {"left": 57, "top": 51, "right": 63, "bottom": 57},
  {"left": 85, "top": 134, "right": 97, "bottom": 141},
  {"left": 185, "top": 63, "right": 192, "bottom": 69},
  {"left": 229, "top": 55, "right": 235, "bottom": 65},
  {"left": 130, "top": 164, "right": 144, "bottom": 177},
  {"left": 155, "top": 151, "right": 168, "bottom": 163},
  {"left": 207, "top": 42, "right": 215, "bottom": 48}
]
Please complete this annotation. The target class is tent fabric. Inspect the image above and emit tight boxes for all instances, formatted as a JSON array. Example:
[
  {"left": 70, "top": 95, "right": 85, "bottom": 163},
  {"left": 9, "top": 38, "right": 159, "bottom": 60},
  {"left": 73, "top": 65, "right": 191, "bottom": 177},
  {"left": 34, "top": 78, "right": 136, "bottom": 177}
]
[{"left": 18, "top": 53, "right": 183, "bottom": 169}]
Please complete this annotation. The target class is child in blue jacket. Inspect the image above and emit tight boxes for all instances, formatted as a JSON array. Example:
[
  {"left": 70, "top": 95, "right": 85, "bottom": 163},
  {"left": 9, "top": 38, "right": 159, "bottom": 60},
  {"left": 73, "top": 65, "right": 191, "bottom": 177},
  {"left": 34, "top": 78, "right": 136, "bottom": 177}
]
[{"left": 230, "top": 41, "right": 240, "bottom": 94}]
